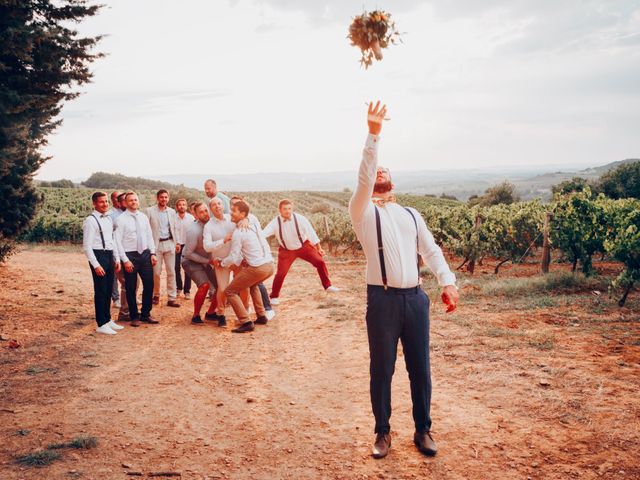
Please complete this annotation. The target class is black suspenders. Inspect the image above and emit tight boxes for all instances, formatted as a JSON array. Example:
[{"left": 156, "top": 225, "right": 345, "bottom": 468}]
[
  {"left": 373, "top": 206, "right": 420, "bottom": 289},
  {"left": 91, "top": 214, "right": 106, "bottom": 249},
  {"left": 277, "top": 214, "right": 304, "bottom": 250}
]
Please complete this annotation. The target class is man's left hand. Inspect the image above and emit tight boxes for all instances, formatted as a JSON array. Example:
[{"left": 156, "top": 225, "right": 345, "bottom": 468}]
[
  {"left": 114, "top": 262, "right": 121, "bottom": 273},
  {"left": 151, "top": 255, "right": 157, "bottom": 267},
  {"left": 316, "top": 244, "right": 325, "bottom": 256},
  {"left": 441, "top": 285, "right": 459, "bottom": 313},
  {"left": 175, "top": 244, "right": 181, "bottom": 253},
  {"left": 237, "top": 218, "right": 250, "bottom": 230}
]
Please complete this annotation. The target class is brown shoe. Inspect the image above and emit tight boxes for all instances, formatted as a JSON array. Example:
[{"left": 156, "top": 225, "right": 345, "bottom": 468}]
[
  {"left": 141, "top": 316, "right": 159, "bottom": 324},
  {"left": 231, "top": 321, "right": 254, "bottom": 333},
  {"left": 414, "top": 431, "right": 437, "bottom": 456},
  {"left": 152, "top": 296, "right": 159, "bottom": 305},
  {"left": 117, "top": 313, "right": 130, "bottom": 322},
  {"left": 167, "top": 300, "right": 181, "bottom": 308},
  {"left": 130, "top": 320, "right": 141, "bottom": 327},
  {"left": 372, "top": 432, "right": 391, "bottom": 459}
]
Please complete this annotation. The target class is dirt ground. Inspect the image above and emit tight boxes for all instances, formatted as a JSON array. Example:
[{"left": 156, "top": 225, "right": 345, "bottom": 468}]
[{"left": 1, "top": 246, "right": 639, "bottom": 480}]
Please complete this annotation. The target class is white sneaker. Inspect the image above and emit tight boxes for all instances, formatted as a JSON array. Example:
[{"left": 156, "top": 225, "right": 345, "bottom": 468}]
[
  {"left": 326, "top": 286, "right": 340, "bottom": 293},
  {"left": 265, "top": 309, "right": 276, "bottom": 321},
  {"left": 107, "top": 320, "right": 124, "bottom": 331},
  {"left": 113, "top": 299, "right": 121, "bottom": 309},
  {"left": 270, "top": 298, "right": 280, "bottom": 305},
  {"left": 184, "top": 292, "right": 191, "bottom": 300},
  {"left": 96, "top": 324, "right": 117, "bottom": 335}
]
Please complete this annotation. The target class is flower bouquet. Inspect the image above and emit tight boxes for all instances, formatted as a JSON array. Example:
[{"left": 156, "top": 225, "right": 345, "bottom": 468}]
[{"left": 348, "top": 10, "right": 402, "bottom": 69}]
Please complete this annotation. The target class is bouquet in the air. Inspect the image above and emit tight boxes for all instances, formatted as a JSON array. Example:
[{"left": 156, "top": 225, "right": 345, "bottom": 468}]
[{"left": 348, "top": 10, "right": 402, "bottom": 69}]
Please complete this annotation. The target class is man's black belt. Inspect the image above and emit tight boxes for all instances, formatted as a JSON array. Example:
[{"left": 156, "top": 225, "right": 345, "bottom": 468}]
[
  {"left": 159, "top": 237, "right": 173, "bottom": 241},
  {"left": 367, "top": 284, "right": 420, "bottom": 294}
]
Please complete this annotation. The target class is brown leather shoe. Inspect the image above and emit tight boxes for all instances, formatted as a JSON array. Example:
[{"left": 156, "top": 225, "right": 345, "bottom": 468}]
[
  {"left": 414, "top": 430, "right": 437, "bottom": 456},
  {"left": 372, "top": 432, "right": 391, "bottom": 459},
  {"left": 167, "top": 300, "right": 181, "bottom": 308},
  {"left": 152, "top": 296, "right": 159, "bottom": 305},
  {"left": 117, "top": 313, "right": 130, "bottom": 321},
  {"left": 130, "top": 320, "right": 141, "bottom": 327},
  {"left": 141, "top": 316, "right": 159, "bottom": 324},
  {"left": 231, "top": 321, "right": 254, "bottom": 333}
]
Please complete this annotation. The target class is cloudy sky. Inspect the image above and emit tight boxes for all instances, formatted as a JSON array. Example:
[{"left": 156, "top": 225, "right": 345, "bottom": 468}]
[{"left": 38, "top": 0, "right": 640, "bottom": 180}]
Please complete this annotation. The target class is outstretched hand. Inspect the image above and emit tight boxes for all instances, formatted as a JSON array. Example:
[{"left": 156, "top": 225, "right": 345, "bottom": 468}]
[{"left": 367, "top": 100, "right": 387, "bottom": 136}]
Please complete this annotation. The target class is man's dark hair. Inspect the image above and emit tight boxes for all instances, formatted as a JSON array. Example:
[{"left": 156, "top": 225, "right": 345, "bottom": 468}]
[
  {"left": 156, "top": 189, "right": 169, "bottom": 198},
  {"left": 116, "top": 192, "right": 127, "bottom": 203},
  {"left": 192, "top": 202, "right": 206, "bottom": 213},
  {"left": 124, "top": 191, "right": 136, "bottom": 200},
  {"left": 92, "top": 191, "right": 108, "bottom": 203},
  {"left": 205, "top": 179, "right": 216, "bottom": 186},
  {"left": 233, "top": 200, "right": 250, "bottom": 217}
]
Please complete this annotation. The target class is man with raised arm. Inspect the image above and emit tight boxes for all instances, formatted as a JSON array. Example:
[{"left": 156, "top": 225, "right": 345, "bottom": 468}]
[
  {"left": 349, "top": 101, "right": 459, "bottom": 459},
  {"left": 263, "top": 199, "right": 338, "bottom": 304}
]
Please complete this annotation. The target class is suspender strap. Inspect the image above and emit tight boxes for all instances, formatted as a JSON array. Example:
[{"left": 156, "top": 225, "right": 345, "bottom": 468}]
[
  {"left": 91, "top": 214, "right": 106, "bottom": 249},
  {"left": 293, "top": 214, "right": 304, "bottom": 245},
  {"left": 251, "top": 225, "right": 267, "bottom": 256},
  {"left": 404, "top": 207, "right": 421, "bottom": 277},
  {"left": 276, "top": 217, "right": 288, "bottom": 250},
  {"left": 373, "top": 206, "right": 388, "bottom": 289}
]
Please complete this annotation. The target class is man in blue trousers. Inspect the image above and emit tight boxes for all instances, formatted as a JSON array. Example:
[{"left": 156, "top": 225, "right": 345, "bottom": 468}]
[{"left": 349, "top": 101, "right": 460, "bottom": 459}]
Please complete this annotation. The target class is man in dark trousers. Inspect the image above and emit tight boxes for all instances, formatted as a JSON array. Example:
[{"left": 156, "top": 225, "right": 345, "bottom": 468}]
[
  {"left": 114, "top": 191, "right": 159, "bottom": 327},
  {"left": 349, "top": 101, "right": 459, "bottom": 459},
  {"left": 82, "top": 191, "right": 124, "bottom": 335}
]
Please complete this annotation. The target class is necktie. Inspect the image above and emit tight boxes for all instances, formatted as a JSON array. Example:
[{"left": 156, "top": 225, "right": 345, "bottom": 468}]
[{"left": 133, "top": 213, "right": 145, "bottom": 253}]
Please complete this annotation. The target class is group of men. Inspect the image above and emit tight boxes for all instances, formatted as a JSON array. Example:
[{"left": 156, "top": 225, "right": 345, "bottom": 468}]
[
  {"left": 82, "top": 102, "right": 460, "bottom": 460},
  {"left": 82, "top": 180, "right": 339, "bottom": 334}
]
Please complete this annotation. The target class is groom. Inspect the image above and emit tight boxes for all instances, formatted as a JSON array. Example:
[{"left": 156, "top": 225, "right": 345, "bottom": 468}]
[{"left": 349, "top": 101, "right": 459, "bottom": 459}]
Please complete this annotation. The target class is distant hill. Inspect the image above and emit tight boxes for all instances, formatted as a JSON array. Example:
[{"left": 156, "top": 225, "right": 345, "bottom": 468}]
[
  {"left": 70, "top": 158, "right": 638, "bottom": 201},
  {"left": 82, "top": 171, "right": 197, "bottom": 194},
  {"left": 150, "top": 159, "right": 638, "bottom": 201}
]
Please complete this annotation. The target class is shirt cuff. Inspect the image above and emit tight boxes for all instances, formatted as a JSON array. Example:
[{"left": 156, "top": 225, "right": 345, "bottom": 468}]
[
  {"left": 90, "top": 259, "right": 100, "bottom": 269},
  {"left": 365, "top": 133, "right": 379, "bottom": 149},
  {"left": 438, "top": 272, "right": 457, "bottom": 288}
]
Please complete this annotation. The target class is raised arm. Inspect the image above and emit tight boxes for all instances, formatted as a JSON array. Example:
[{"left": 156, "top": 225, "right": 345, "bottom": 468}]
[{"left": 348, "top": 101, "right": 387, "bottom": 223}]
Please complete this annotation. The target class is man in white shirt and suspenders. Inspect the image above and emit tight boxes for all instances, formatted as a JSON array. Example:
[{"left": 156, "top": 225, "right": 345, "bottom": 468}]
[
  {"left": 263, "top": 200, "right": 339, "bottom": 304},
  {"left": 82, "top": 191, "right": 124, "bottom": 335},
  {"left": 349, "top": 101, "right": 459, "bottom": 459}
]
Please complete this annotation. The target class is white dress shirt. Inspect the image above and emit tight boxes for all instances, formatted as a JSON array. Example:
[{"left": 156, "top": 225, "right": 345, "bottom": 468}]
[
  {"left": 82, "top": 210, "right": 118, "bottom": 268},
  {"left": 175, "top": 212, "right": 195, "bottom": 245},
  {"left": 114, "top": 210, "right": 156, "bottom": 263},
  {"left": 348, "top": 134, "right": 457, "bottom": 288},
  {"left": 248, "top": 213, "right": 261, "bottom": 230},
  {"left": 203, "top": 213, "right": 235, "bottom": 259},
  {"left": 263, "top": 213, "right": 320, "bottom": 250},
  {"left": 221, "top": 225, "right": 273, "bottom": 268}
]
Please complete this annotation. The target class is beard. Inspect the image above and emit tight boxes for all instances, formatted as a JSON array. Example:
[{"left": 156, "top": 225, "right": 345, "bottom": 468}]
[{"left": 374, "top": 180, "right": 393, "bottom": 194}]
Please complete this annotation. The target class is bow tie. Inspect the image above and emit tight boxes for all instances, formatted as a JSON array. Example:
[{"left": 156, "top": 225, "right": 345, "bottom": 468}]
[
  {"left": 282, "top": 218, "right": 292, "bottom": 222},
  {"left": 101, "top": 214, "right": 108, "bottom": 218},
  {"left": 371, "top": 195, "right": 396, "bottom": 207}
]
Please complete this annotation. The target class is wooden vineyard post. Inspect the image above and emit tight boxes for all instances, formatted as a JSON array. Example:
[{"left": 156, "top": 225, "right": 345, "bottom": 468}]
[
  {"left": 541, "top": 211, "right": 553, "bottom": 274},
  {"left": 323, "top": 215, "right": 330, "bottom": 237},
  {"left": 467, "top": 214, "right": 483, "bottom": 275}
]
